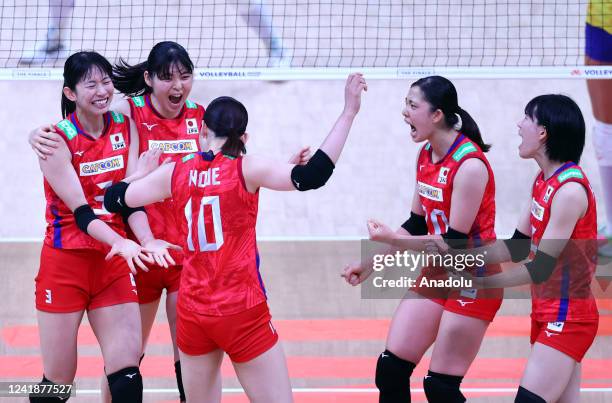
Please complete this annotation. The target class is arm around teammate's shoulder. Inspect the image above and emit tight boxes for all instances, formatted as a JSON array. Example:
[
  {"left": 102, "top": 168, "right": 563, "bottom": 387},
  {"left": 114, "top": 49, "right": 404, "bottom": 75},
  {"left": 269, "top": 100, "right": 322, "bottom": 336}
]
[{"left": 111, "top": 98, "right": 132, "bottom": 118}]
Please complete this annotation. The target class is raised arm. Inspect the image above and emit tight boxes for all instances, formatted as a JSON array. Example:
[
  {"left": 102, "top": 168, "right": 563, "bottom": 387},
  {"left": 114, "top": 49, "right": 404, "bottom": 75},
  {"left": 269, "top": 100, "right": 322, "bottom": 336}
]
[{"left": 242, "top": 73, "right": 367, "bottom": 192}]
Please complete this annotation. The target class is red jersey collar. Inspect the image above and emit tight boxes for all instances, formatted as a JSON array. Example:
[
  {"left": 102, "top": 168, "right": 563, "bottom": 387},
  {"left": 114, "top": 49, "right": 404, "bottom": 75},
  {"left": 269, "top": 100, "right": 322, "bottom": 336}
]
[
  {"left": 145, "top": 94, "right": 186, "bottom": 120},
  {"left": 69, "top": 111, "right": 111, "bottom": 141}
]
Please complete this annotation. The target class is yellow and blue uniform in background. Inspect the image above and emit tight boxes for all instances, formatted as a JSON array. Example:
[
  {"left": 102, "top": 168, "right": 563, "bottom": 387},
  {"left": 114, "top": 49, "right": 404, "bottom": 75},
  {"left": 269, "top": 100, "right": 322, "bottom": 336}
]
[{"left": 586, "top": 0, "right": 612, "bottom": 61}]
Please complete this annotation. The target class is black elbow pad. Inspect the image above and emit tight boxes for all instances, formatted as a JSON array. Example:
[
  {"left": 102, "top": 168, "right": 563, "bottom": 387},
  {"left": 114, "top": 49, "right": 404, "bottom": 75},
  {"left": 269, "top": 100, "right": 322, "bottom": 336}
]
[
  {"left": 441, "top": 227, "right": 469, "bottom": 249},
  {"left": 104, "top": 181, "right": 129, "bottom": 213},
  {"left": 503, "top": 229, "right": 531, "bottom": 263},
  {"left": 290, "top": 149, "right": 335, "bottom": 191},
  {"left": 525, "top": 249, "right": 557, "bottom": 284},
  {"left": 401, "top": 212, "right": 428, "bottom": 236}
]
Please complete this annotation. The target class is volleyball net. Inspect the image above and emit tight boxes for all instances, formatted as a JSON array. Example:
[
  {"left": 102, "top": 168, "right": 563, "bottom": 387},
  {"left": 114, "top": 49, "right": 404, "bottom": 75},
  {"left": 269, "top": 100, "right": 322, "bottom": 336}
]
[{"left": 1, "top": 0, "right": 610, "bottom": 80}]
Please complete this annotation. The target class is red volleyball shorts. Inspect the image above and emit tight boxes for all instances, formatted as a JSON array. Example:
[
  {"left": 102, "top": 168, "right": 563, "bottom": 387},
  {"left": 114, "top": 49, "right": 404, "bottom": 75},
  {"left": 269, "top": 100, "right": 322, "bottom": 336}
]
[
  {"left": 135, "top": 265, "right": 182, "bottom": 304},
  {"left": 530, "top": 318, "right": 599, "bottom": 362},
  {"left": 177, "top": 301, "right": 279, "bottom": 363},
  {"left": 412, "top": 268, "right": 503, "bottom": 322},
  {"left": 35, "top": 244, "right": 138, "bottom": 313}
]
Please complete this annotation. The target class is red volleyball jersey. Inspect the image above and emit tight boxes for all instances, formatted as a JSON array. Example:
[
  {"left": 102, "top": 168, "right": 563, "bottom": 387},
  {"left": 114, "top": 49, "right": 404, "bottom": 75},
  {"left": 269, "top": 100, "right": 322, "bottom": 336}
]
[
  {"left": 128, "top": 95, "right": 205, "bottom": 262},
  {"left": 529, "top": 163, "right": 599, "bottom": 322},
  {"left": 416, "top": 134, "right": 497, "bottom": 242},
  {"left": 44, "top": 111, "right": 130, "bottom": 251},
  {"left": 170, "top": 152, "right": 262, "bottom": 316}
]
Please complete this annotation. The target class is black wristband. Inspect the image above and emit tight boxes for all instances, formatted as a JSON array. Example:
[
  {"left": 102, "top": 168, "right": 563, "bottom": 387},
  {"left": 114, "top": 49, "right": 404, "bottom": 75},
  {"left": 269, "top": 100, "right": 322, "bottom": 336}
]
[
  {"left": 401, "top": 212, "right": 428, "bottom": 236},
  {"left": 74, "top": 204, "right": 98, "bottom": 234},
  {"left": 503, "top": 229, "right": 531, "bottom": 263}
]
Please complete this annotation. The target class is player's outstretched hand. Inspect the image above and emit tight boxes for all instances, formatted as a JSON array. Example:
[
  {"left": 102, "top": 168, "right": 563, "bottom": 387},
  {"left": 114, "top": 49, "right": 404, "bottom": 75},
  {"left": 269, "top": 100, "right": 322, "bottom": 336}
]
[
  {"left": 367, "top": 219, "right": 395, "bottom": 244},
  {"left": 343, "top": 73, "right": 367, "bottom": 116},
  {"left": 142, "top": 239, "right": 182, "bottom": 269},
  {"left": 29, "top": 125, "right": 61, "bottom": 160},
  {"left": 106, "top": 238, "right": 153, "bottom": 275},
  {"left": 341, "top": 260, "right": 374, "bottom": 286},
  {"left": 288, "top": 146, "right": 312, "bottom": 165}
]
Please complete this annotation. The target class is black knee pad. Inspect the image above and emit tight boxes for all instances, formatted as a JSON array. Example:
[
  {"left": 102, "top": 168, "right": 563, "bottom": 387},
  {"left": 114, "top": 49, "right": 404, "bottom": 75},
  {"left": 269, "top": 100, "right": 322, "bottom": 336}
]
[
  {"left": 375, "top": 349, "right": 416, "bottom": 403},
  {"left": 515, "top": 386, "right": 546, "bottom": 403},
  {"left": 107, "top": 366, "right": 143, "bottom": 403},
  {"left": 423, "top": 370, "right": 465, "bottom": 403},
  {"left": 174, "top": 360, "right": 186, "bottom": 402},
  {"left": 29, "top": 376, "right": 70, "bottom": 402}
]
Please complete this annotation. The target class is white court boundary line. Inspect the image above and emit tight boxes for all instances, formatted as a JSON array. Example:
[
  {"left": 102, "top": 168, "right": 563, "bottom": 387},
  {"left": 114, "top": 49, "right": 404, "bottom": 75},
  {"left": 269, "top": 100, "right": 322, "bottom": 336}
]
[
  {"left": 74, "top": 387, "right": 612, "bottom": 395},
  {"left": 1, "top": 66, "right": 611, "bottom": 81}
]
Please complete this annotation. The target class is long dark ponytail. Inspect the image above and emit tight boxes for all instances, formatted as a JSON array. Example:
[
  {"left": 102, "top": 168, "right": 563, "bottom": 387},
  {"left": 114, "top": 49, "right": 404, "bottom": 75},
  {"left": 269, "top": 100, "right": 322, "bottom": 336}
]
[
  {"left": 204, "top": 97, "right": 248, "bottom": 158},
  {"left": 412, "top": 76, "right": 490, "bottom": 152},
  {"left": 61, "top": 51, "right": 113, "bottom": 118},
  {"left": 113, "top": 41, "right": 194, "bottom": 97}
]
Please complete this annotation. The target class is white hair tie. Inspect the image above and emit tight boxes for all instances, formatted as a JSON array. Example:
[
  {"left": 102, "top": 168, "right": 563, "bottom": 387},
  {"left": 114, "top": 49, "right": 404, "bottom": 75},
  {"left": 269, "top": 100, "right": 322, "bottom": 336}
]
[{"left": 453, "top": 113, "right": 462, "bottom": 131}]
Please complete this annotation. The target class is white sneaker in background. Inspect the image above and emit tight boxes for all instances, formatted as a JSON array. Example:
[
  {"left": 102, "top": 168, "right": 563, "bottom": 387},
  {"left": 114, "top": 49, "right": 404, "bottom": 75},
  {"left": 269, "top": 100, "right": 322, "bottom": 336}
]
[
  {"left": 19, "top": 28, "right": 65, "bottom": 65},
  {"left": 267, "top": 37, "right": 292, "bottom": 68}
]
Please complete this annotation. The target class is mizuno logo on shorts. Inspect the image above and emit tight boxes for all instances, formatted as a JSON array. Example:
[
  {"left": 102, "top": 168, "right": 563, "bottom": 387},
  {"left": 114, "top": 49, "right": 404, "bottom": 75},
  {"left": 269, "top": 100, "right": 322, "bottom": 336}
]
[
  {"left": 80, "top": 155, "right": 124, "bottom": 176},
  {"left": 547, "top": 321, "right": 564, "bottom": 332}
]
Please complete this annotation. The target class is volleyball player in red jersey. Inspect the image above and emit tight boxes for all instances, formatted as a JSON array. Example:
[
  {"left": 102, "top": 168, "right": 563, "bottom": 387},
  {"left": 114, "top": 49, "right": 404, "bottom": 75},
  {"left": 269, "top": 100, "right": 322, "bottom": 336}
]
[
  {"left": 28, "top": 41, "right": 310, "bottom": 403},
  {"left": 439, "top": 95, "right": 598, "bottom": 403},
  {"left": 31, "top": 51, "right": 176, "bottom": 403},
  {"left": 110, "top": 42, "right": 206, "bottom": 402},
  {"left": 343, "top": 76, "right": 501, "bottom": 403},
  {"left": 29, "top": 42, "right": 200, "bottom": 402},
  {"left": 102, "top": 73, "right": 366, "bottom": 402}
]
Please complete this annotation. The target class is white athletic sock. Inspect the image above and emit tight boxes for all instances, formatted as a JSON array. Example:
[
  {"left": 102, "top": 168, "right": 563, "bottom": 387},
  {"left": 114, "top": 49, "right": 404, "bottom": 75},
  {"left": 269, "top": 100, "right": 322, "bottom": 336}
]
[{"left": 241, "top": 0, "right": 281, "bottom": 51}]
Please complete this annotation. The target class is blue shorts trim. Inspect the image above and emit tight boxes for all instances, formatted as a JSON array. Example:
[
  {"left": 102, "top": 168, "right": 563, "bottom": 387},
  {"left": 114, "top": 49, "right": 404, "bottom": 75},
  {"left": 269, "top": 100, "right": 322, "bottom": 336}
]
[{"left": 586, "top": 23, "right": 612, "bottom": 62}]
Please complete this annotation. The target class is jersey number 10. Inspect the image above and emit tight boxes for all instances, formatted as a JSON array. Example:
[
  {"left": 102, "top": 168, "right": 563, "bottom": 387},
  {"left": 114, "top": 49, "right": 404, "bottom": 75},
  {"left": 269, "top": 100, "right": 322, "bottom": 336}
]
[
  {"left": 184, "top": 196, "right": 224, "bottom": 251},
  {"left": 427, "top": 208, "right": 449, "bottom": 235}
]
